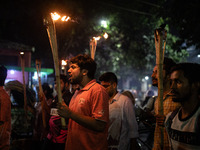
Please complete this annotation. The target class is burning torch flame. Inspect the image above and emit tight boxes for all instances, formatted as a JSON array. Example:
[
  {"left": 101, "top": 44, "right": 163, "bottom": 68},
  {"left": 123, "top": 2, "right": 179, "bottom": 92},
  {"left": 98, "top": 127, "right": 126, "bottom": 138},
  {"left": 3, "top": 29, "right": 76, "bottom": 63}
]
[
  {"left": 61, "top": 60, "right": 67, "bottom": 66},
  {"left": 93, "top": 32, "right": 108, "bottom": 41},
  {"left": 51, "top": 12, "right": 71, "bottom": 22},
  {"left": 51, "top": 12, "right": 61, "bottom": 21},
  {"left": 20, "top": 51, "right": 24, "bottom": 55},
  {"left": 93, "top": 36, "right": 101, "bottom": 41},
  {"left": 61, "top": 16, "right": 70, "bottom": 21}
]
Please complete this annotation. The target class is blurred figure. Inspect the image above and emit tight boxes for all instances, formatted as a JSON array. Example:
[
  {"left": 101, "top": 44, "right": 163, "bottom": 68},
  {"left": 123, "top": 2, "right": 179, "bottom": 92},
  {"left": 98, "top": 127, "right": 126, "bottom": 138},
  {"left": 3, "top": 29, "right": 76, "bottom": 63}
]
[
  {"left": 99, "top": 72, "right": 139, "bottom": 150},
  {"left": 33, "top": 83, "right": 53, "bottom": 144},
  {"left": 165, "top": 63, "right": 200, "bottom": 150},
  {"left": 42, "top": 74, "right": 72, "bottom": 150},
  {"left": 141, "top": 90, "right": 155, "bottom": 108},
  {"left": 0, "top": 65, "right": 11, "bottom": 150}
]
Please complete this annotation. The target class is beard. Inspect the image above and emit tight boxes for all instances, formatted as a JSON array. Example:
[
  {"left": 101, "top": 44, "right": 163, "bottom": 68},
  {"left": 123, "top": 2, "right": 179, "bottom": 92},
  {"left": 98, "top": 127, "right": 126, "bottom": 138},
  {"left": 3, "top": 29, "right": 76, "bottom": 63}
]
[
  {"left": 151, "top": 78, "right": 158, "bottom": 87},
  {"left": 171, "top": 88, "right": 192, "bottom": 103},
  {"left": 70, "top": 74, "right": 83, "bottom": 85},
  {"left": 172, "top": 97, "right": 188, "bottom": 102}
]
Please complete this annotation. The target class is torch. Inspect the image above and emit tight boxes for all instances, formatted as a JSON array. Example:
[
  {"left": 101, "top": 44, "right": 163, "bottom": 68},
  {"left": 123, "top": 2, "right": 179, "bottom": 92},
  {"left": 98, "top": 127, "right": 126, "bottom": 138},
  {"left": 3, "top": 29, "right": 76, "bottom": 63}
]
[
  {"left": 35, "top": 59, "right": 47, "bottom": 128},
  {"left": 61, "top": 60, "right": 67, "bottom": 75},
  {"left": 90, "top": 32, "right": 108, "bottom": 60},
  {"left": 43, "top": 12, "right": 71, "bottom": 128},
  {"left": 154, "top": 24, "right": 167, "bottom": 149},
  {"left": 19, "top": 52, "right": 28, "bottom": 119}
]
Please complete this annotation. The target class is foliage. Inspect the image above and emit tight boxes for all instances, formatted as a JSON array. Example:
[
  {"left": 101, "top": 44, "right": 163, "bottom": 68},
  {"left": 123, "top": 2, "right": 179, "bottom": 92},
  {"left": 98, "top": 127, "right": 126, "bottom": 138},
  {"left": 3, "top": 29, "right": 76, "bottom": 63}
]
[
  {"left": 162, "top": 0, "right": 200, "bottom": 49},
  {"left": 0, "top": 0, "right": 192, "bottom": 89}
]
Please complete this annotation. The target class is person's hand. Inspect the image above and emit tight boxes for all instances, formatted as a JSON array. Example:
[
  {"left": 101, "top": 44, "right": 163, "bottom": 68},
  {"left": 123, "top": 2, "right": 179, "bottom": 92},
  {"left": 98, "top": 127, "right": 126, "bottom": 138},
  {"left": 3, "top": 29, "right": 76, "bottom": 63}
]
[
  {"left": 155, "top": 114, "right": 166, "bottom": 126},
  {"left": 57, "top": 101, "right": 72, "bottom": 119}
]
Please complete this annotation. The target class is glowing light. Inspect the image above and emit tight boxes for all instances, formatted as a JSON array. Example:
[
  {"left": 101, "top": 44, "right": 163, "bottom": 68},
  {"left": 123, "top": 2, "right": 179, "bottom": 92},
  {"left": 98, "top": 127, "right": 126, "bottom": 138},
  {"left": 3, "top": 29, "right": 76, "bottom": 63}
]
[
  {"left": 51, "top": 12, "right": 71, "bottom": 22},
  {"left": 93, "top": 36, "right": 101, "bottom": 41},
  {"left": 197, "top": 54, "right": 200, "bottom": 58},
  {"left": 61, "top": 16, "right": 70, "bottom": 21},
  {"left": 61, "top": 60, "right": 67, "bottom": 66},
  {"left": 51, "top": 12, "right": 61, "bottom": 21},
  {"left": 33, "top": 72, "right": 38, "bottom": 80},
  {"left": 10, "top": 70, "right": 15, "bottom": 75},
  {"left": 20, "top": 51, "right": 24, "bottom": 55},
  {"left": 101, "top": 20, "right": 108, "bottom": 28},
  {"left": 103, "top": 32, "right": 108, "bottom": 39},
  {"left": 145, "top": 76, "right": 149, "bottom": 80},
  {"left": 32, "top": 72, "right": 47, "bottom": 80}
]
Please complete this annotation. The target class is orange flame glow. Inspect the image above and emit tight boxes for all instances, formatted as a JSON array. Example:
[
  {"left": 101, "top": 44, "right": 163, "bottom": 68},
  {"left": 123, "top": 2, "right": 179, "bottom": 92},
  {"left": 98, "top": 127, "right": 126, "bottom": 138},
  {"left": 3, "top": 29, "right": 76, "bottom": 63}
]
[
  {"left": 61, "top": 60, "right": 67, "bottom": 66},
  {"left": 51, "top": 12, "right": 61, "bottom": 21},
  {"left": 51, "top": 12, "right": 71, "bottom": 22},
  {"left": 93, "top": 36, "right": 101, "bottom": 41},
  {"left": 61, "top": 16, "right": 70, "bottom": 21}
]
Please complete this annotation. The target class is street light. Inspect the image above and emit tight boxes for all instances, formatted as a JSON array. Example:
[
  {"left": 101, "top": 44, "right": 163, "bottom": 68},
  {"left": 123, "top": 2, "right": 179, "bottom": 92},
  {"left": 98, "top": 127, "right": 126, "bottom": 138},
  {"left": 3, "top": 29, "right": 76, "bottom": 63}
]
[
  {"left": 145, "top": 76, "right": 149, "bottom": 80},
  {"left": 101, "top": 20, "right": 108, "bottom": 28}
]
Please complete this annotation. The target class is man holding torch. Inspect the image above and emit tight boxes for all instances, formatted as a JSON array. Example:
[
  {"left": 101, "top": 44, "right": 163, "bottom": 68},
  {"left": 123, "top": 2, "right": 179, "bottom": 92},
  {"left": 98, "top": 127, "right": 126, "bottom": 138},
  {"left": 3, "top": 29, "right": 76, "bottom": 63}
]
[
  {"left": 58, "top": 54, "right": 109, "bottom": 150},
  {"left": 150, "top": 57, "right": 180, "bottom": 150}
]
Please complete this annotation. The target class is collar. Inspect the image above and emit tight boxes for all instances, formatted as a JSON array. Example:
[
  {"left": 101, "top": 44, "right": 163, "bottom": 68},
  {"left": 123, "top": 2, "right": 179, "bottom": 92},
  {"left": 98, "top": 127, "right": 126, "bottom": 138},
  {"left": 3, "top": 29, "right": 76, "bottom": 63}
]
[
  {"left": 113, "top": 92, "right": 120, "bottom": 100},
  {"left": 109, "top": 92, "right": 121, "bottom": 104},
  {"left": 80, "top": 79, "right": 97, "bottom": 91}
]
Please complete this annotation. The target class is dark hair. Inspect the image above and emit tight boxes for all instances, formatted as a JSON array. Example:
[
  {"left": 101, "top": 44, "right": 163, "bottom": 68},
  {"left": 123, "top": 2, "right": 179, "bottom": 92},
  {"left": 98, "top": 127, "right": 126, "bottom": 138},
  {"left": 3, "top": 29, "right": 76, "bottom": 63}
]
[
  {"left": 171, "top": 63, "right": 200, "bottom": 85},
  {"left": 163, "top": 57, "right": 176, "bottom": 75},
  {"left": 99, "top": 72, "right": 118, "bottom": 84},
  {"left": 70, "top": 54, "right": 96, "bottom": 79},
  {"left": 54, "top": 74, "right": 69, "bottom": 84},
  {"left": 0, "top": 65, "right": 7, "bottom": 86},
  {"left": 60, "top": 74, "right": 69, "bottom": 84},
  {"left": 42, "top": 83, "right": 53, "bottom": 99}
]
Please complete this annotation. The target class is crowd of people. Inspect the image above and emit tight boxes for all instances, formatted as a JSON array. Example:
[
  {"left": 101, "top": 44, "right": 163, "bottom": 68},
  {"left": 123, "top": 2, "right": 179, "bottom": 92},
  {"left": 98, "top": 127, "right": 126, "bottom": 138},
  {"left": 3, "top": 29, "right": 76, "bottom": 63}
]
[{"left": 0, "top": 54, "right": 200, "bottom": 150}]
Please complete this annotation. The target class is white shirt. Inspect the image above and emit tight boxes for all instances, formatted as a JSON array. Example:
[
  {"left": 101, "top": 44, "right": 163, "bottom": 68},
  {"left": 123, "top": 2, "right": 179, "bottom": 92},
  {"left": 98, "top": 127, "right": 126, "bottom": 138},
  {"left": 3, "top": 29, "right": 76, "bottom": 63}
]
[{"left": 108, "top": 92, "right": 139, "bottom": 150}]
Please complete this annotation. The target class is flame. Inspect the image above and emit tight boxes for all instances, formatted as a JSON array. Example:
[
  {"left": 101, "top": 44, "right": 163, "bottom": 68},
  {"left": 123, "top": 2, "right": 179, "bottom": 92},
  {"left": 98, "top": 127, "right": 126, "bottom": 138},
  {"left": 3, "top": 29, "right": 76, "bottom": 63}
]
[
  {"left": 20, "top": 52, "right": 24, "bottom": 55},
  {"left": 93, "top": 36, "right": 101, "bottom": 41},
  {"left": 51, "top": 12, "right": 61, "bottom": 21},
  {"left": 103, "top": 32, "right": 108, "bottom": 39},
  {"left": 61, "top": 16, "right": 70, "bottom": 21},
  {"left": 61, "top": 60, "right": 67, "bottom": 66},
  {"left": 51, "top": 12, "right": 71, "bottom": 22}
]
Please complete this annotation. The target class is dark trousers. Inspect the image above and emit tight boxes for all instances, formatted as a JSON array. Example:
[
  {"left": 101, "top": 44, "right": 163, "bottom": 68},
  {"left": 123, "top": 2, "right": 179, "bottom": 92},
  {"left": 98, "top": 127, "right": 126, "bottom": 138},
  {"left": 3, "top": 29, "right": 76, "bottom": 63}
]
[{"left": 41, "top": 138, "right": 65, "bottom": 150}]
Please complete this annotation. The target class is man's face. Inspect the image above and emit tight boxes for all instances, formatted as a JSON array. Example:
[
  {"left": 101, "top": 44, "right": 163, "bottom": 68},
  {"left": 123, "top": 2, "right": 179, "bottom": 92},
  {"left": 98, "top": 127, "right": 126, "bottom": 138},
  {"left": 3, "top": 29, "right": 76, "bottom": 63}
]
[
  {"left": 101, "top": 81, "right": 116, "bottom": 98},
  {"left": 68, "top": 63, "right": 83, "bottom": 84},
  {"left": 54, "top": 79, "right": 65, "bottom": 92},
  {"left": 151, "top": 65, "right": 167, "bottom": 86},
  {"left": 169, "top": 70, "right": 191, "bottom": 102}
]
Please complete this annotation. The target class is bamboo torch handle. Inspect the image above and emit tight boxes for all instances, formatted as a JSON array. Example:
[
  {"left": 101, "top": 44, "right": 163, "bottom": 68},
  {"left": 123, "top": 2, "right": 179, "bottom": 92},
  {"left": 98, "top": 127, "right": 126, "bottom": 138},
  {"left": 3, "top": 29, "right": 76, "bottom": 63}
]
[
  {"left": 90, "top": 38, "right": 97, "bottom": 60},
  {"left": 44, "top": 15, "right": 66, "bottom": 128},
  {"left": 36, "top": 59, "right": 47, "bottom": 128},
  {"left": 20, "top": 52, "right": 28, "bottom": 119},
  {"left": 154, "top": 27, "right": 167, "bottom": 150}
]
